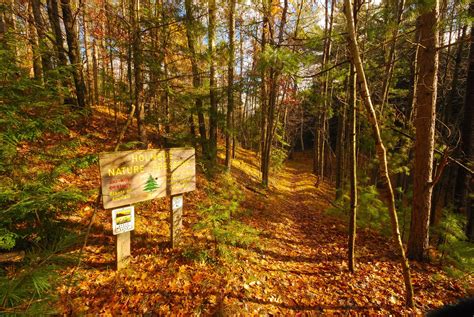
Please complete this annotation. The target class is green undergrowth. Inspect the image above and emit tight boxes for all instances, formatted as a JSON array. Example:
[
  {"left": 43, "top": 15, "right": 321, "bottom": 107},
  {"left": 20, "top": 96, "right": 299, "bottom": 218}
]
[
  {"left": 328, "top": 186, "right": 473, "bottom": 280},
  {"left": 0, "top": 50, "right": 89, "bottom": 313},
  {"left": 183, "top": 173, "right": 260, "bottom": 264},
  {"left": 327, "top": 185, "right": 411, "bottom": 238},
  {"left": 432, "top": 209, "right": 474, "bottom": 279}
]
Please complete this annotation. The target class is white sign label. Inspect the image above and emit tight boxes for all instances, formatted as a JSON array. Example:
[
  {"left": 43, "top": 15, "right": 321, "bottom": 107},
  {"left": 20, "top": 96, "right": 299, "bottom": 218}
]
[
  {"left": 112, "top": 206, "right": 135, "bottom": 235},
  {"left": 172, "top": 196, "right": 183, "bottom": 210}
]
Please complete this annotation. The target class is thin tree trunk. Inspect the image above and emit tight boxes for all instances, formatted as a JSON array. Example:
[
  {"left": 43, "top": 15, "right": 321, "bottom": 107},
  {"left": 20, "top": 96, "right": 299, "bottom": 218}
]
[
  {"left": 225, "top": 0, "right": 236, "bottom": 171},
  {"left": 348, "top": 62, "right": 357, "bottom": 273},
  {"left": 343, "top": 0, "right": 414, "bottom": 307},
  {"left": 131, "top": 0, "right": 147, "bottom": 145},
  {"left": 28, "top": 2, "right": 42, "bottom": 81},
  {"left": 380, "top": 0, "right": 405, "bottom": 112},
  {"left": 208, "top": 0, "right": 218, "bottom": 164}
]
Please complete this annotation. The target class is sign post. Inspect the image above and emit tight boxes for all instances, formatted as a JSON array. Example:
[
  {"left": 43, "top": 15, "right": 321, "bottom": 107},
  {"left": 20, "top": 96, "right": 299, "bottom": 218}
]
[
  {"left": 116, "top": 231, "right": 131, "bottom": 270},
  {"left": 98, "top": 148, "right": 196, "bottom": 270},
  {"left": 170, "top": 195, "right": 183, "bottom": 248},
  {"left": 111, "top": 206, "right": 135, "bottom": 270}
]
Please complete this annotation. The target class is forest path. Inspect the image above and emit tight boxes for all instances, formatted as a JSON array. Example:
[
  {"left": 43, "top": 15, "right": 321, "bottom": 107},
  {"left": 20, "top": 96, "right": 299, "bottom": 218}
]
[
  {"left": 227, "top": 152, "right": 388, "bottom": 313},
  {"left": 222, "top": 150, "right": 461, "bottom": 314}
]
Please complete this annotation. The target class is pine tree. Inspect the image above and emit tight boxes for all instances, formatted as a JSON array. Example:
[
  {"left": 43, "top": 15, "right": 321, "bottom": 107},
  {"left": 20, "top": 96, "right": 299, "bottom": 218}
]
[{"left": 144, "top": 175, "right": 159, "bottom": 192}]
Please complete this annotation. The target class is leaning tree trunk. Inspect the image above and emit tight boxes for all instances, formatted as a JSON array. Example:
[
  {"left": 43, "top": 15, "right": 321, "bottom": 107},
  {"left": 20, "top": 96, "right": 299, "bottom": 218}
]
[
  {"left": 61, "top": 0, "right": 87, "bottom": 109},
  {"left": 343, "top": 0, "right": 415, "bottom": 307},
  {"left": 407, "top": 0, "right": 439, "bottom": 262}
]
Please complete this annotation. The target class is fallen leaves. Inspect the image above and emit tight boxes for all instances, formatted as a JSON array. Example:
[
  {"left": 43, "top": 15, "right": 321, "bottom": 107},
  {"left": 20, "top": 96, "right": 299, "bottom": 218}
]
[{"left": 54, "top": 142, "right": 471, "bottom": 315}]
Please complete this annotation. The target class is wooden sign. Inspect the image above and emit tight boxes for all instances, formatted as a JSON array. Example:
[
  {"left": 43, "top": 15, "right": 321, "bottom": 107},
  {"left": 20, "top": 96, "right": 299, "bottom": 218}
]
[
  {"left": 99, "top": 148, "right": 195, "bottom": 209},
  {"left": 112, "top": 206, "right": 135, "bottom": 235}
]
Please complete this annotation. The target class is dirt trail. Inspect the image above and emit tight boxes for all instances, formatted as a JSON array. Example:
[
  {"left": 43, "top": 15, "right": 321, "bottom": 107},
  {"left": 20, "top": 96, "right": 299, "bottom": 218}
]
[{"left": 58, "top": 142, "right": 467, "bottom": 315}]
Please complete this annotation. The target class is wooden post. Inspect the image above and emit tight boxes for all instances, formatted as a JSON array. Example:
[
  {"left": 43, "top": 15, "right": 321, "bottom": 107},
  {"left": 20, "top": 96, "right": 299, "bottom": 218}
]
[
  {"left": 170, "top": 194, "right": 183, "bottom": 248},
  {"left": 116, "top": 231, "right": 131, "bottom": 270}
]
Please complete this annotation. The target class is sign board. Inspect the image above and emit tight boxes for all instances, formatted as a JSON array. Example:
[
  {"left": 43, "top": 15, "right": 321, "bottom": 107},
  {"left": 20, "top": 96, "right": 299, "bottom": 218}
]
[
  {"left": 99, "top": 148, "right": 195, "bottom": 209},
  {"left": 112, "top": 206, "right": 135, "bottom": 235}
]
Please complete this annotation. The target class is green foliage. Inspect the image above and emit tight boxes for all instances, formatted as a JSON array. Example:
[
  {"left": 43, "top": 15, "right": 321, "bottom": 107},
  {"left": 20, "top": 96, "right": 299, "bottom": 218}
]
[
  {"left": 433, "top": 210, "right": 474, "bottom": 276},
  {"left": 327, "top": 185, "right": 395, "bottom": 236},
  {"left": 192, "top": 175, "right": 259, "bottom": 261},
  {"left": 0, "top": 49, "right": 87, "bottom": 252},
  {"left": 0, "top": 233, "right": 77, "bottom": 313},
  {"left": 258, "top": 46, "right": 301, "bottom": 74},
  {"left": 0, "top": 180, "right": 87, "bottom": 250}
]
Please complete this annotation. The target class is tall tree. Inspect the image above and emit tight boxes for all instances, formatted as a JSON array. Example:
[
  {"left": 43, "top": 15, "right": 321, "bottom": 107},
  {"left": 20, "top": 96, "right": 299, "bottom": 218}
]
[
  {"left": 343, "top": 0, "right": 414, "bottom": 307},
  {"left": 184, "top": 0, "right": 208, "bottom": 156},
  {"left": 457, "top": 1, "right": 474, "bottom": 241},
  {"left": 46, "top": 0, "right": 68, "bottom": 68},
  {"left": 131, "top": 0, "right": 147, "bottom": 145},
  {"left": 348, "top": 62, "right": 357, "bottom": 273},
  {"left": 261, "top": 0, "right": 288, "bottom": 187},
  {"left": 208, "top": 0, "right": 218, "bottom": 164},
  {"left": 61, "top": 0, "right": 87, "bottom": 108},
  {"left": 31, "top": 0, "right": 52, "bottom": 77},
  {"left": 407, "top": 0, "right": 439, "bottom": 262},
  {"left": 225, "top": 0, "right": 236, "bottom": 171}
]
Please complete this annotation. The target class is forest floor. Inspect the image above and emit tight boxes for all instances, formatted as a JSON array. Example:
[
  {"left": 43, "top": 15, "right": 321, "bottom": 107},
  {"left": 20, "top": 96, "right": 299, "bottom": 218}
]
[{"left": 55, "top": 107, "right": 471, "bottom": 315}]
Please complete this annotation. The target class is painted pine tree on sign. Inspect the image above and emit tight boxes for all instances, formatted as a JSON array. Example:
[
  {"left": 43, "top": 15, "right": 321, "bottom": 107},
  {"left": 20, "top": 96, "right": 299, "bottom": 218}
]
[{"left": 144, "top": 175, "right": 159, "bottom": 193}]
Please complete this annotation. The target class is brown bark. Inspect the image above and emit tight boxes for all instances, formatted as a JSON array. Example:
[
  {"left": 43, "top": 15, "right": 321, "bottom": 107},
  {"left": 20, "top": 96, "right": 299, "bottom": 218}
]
[
  {"left": 31, "top": 0, "right": 53, "bottom": 76},
  {"left": 261, "top": 0, "right": 288, "bottom": 187},
  {"left": 46, "top": 0, "right": 68, "bottom": 68},
  {"left": 184, "top": 0, "right": 208, "bottom": 156},
  {"left": 208, "top": 0, "right": 218, "bottom": 164},
  {"left": 28, "top": 2, "right": 42, "bottom": 80},
  {"left": 343, "top": 0, "right": 414, "bottom": 307},
  {"left": 131, "top": 0, "right": 147, "bottom": 145},
  {"left": 380, "top": 0, "right": 405, "bottom": 111},
  {"left": 348, "top": 62, "right": 357, "bottom": 273},
  {"left": 61, "top": 0, "right": 88, "bottom": 109},
  {"left": 407, "top": 0, "right": 439, "bottom": 262},
  {"left": 458, "top": 2, "right": 474, "bottom": 241},
  {"left": 225, "top": 0, "right": 236, "bottom": 171}
]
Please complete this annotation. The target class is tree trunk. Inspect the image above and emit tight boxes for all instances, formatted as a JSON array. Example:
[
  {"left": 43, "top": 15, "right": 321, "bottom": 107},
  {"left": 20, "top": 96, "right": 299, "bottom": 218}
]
[
  {"left": 61, "top": 0, "right": 88, "bottom": 109},
  {"left": 208, "top": 0, "right": 218, "bottom": 164},
  {"left": 348, "top": 62, "right": 357, "bottom": 273},
  {"left": 225, "top": 0, "right": 236, "bottom": 171},
  {"left": 31, "top": 0, "right": 53, "bottom": 77},
  {"left": 131, "top": 0, "right": 147, "bottom": 145},
  {"left": 343, "top": 0, "right": 414, "bottom": 307},
  {"left": 28, "top": 2, "right": 42, "bottom": 81},
  {"left": 184, "top": 0, "right": 208, "bottom": 156},
  {"left": 458, "top": 2, "right": 474, "bottom": 241},
  {"left": 380, "top": 0, "right": 405, "bottom": 112},
  {"left": 47, "top": 0, "right": 68, "bottom": 68},
  {"left": 407, "top": 0, "right": 439, "bottom": 262}
]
